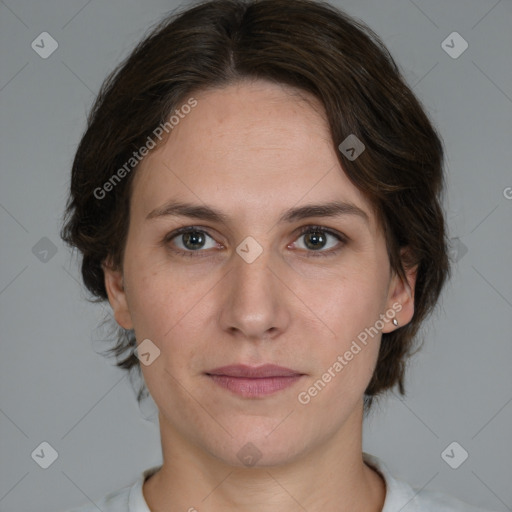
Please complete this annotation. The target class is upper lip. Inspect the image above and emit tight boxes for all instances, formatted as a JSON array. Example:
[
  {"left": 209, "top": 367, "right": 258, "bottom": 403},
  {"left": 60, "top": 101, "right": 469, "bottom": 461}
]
[{"left": 206, "top": 364, "right": 303, "bottom": 378}]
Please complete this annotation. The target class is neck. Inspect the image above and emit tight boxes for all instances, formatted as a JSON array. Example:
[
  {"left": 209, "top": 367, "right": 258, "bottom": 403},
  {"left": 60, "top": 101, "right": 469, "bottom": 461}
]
[{"left": 143, "top": 401, "right": 386, "bottom": 512}]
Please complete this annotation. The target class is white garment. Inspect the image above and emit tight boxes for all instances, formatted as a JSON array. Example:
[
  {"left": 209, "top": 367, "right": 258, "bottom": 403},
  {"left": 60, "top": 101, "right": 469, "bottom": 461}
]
[{"left": 66, "top": 452, "right": 495, "bottom": 511}]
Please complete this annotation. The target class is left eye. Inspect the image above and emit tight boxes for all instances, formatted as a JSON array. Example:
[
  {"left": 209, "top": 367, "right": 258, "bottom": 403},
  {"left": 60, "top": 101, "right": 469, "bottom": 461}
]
[{"left": 293, "top": 227, "right": 344, "bottom": 252}]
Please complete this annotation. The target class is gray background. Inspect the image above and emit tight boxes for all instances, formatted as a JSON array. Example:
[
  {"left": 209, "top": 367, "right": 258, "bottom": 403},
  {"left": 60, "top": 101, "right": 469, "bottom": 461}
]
[{"left": 0, "top": 0, "right": 511, "bottom": 510}]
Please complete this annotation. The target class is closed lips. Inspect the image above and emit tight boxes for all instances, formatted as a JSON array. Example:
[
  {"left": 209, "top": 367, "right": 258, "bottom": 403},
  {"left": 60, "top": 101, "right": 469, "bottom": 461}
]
[{"left": 206, "top": 364, "right": 303, "bottom": 378}]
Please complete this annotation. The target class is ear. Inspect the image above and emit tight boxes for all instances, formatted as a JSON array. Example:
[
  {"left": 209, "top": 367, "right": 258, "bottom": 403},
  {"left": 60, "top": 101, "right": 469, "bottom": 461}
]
[
  {"left": 103, "top": 258, "right": 134, "bottom": 330},
  {"left": 382, "top": 248, "right": 417, "bottom": 333}
]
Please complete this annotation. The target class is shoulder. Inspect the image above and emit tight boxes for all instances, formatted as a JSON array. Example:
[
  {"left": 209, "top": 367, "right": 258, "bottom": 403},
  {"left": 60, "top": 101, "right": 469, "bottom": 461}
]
[
  {"left": 410, "top": 488, "right": 495, "bottom": 511},
  {"left": 362, "top": 452, "right": 497, "bottom": 512}
]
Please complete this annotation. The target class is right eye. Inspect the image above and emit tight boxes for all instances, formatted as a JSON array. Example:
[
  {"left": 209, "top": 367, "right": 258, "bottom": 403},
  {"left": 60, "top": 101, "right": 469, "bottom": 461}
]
[{"left": 164, "top": 227, "right": 221, "bottom": 256}]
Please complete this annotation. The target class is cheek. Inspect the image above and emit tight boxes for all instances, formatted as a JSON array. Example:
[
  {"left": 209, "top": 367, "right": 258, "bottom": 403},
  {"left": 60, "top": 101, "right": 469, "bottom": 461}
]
[
  {"left": 295, "top": 270, "right": 385, "bottom": 409},
  {"left": 294, "top": 261, "right": 389, "bottom": 341},
  {"left": 123, "top": 255, "right": 180, "bottom": 337},
  {"left": 288, "top": 261, "right": 389, "bottom": 405},
  {"left": 122, "top": 251, "right": 218, "bottom": 359}
]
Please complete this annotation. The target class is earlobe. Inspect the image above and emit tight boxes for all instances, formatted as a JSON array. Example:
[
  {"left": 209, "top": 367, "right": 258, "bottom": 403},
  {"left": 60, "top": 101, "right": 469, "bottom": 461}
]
[
  {"left": 383, "top": 254, "right": 418, "bottom": 333},
  {"left": 103, "top": 259, "right": 134, "bottom": 330}
]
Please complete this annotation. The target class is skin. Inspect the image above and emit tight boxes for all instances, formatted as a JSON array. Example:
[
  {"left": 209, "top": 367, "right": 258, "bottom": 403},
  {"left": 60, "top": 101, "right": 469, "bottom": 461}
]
[{"left": 104, "top": 79, "right": 416, "bottom": 512}]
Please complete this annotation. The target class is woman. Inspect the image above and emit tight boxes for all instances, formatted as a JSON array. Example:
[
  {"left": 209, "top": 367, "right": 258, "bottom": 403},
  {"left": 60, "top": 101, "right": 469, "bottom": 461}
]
[{"left": 61, "top": 0, "right": 494, "bottom": 510}]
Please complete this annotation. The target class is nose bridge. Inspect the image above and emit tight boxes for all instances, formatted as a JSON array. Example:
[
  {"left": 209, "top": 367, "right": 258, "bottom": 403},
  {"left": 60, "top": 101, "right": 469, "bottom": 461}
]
[
  {"left": 219, "top": 235, "right": 288, "bottom": 339},
  {"left": 240, "top": 245, "right": 270, "bottom": 284},
  {"left": 232, "top": 237, "right": 275, "bottom": 305}
]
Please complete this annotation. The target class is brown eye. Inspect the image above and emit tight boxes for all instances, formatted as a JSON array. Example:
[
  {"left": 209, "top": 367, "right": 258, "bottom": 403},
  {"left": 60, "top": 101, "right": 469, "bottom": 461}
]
[
  {"left": 303, "top": 230, "right": 328, "bottom": 250},
  {"left": 293, "top": 226, "right": 346, "bottom": 256},
  {"left": 181, "top": 231, "right": 207, "bottom": 250},
  {"left": 166, "top": 227, "right": 218, "bottom": 255}
]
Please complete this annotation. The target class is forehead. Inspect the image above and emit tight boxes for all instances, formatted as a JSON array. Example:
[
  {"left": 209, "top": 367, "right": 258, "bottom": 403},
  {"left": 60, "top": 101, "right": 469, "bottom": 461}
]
[{"left": 131, "top": 80, "right": 377, "bottom": 231}]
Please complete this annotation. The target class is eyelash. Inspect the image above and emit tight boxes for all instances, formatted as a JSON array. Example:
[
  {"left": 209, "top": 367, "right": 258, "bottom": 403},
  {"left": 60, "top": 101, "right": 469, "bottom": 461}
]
[{"left": 163, "top": 225, "right": 347, "bottom": 259}]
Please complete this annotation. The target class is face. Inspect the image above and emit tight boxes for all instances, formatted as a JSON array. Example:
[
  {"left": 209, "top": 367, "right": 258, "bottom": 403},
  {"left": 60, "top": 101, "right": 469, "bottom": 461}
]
[{"left": 104, "top": 79, "right": 415, "bottom": 467}]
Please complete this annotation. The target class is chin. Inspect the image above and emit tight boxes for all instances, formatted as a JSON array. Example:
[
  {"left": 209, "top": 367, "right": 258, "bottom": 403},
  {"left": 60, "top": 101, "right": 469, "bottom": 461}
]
[{"left": 200, "top": 416, "right": 318, "bottom": 469}]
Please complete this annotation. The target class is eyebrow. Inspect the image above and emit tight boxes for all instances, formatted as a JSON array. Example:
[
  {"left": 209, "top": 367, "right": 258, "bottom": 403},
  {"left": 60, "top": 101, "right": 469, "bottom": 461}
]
[{"left": 146, "top": 199, "right": 369, "bottom": 225}]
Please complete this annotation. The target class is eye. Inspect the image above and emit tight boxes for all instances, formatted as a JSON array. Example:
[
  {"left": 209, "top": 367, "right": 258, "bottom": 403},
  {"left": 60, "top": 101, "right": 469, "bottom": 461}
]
[
  {"left": 292, "top": 226, "right": 346, "bottom": 256},
  {"left": 165, "top": 227, "right": 220, "bottom": 255}
]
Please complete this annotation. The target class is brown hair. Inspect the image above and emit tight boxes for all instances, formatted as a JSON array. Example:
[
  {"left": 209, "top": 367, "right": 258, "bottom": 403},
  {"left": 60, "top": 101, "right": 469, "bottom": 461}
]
[{"left": 61, "top": 0, "right": 450, "bottom": 412}]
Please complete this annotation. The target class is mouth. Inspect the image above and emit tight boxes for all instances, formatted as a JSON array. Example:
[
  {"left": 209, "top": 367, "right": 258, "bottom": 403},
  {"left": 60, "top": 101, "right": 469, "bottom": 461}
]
[{"left": 205, "top": 364, "right": 305, "bottom": 398}]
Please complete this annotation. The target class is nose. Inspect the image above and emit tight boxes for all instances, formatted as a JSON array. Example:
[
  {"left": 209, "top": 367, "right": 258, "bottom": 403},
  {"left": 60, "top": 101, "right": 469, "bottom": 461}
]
[{"left": 218, "top": 242, "right": 291, "bottom": 342}]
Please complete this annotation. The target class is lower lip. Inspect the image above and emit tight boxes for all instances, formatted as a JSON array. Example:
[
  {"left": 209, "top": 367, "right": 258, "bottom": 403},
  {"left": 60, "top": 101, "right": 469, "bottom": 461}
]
[{"left": 207, "top": 375, "right": 303, "bottom": 398}]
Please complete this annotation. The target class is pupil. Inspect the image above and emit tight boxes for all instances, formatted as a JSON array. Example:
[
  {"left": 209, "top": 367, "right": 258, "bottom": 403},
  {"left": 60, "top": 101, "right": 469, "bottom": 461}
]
[
  {"left": 183, "top": 232, "right": 205, "bottom": 250},
  {"left": 305, "top": 231, "right": 325, "bottom": 250}
]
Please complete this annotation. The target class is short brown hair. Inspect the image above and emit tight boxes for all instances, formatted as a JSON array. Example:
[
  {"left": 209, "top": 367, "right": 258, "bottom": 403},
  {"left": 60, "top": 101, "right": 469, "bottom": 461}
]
[{"left": 61, "top": 0, "right": 450, "bottom": 412}]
